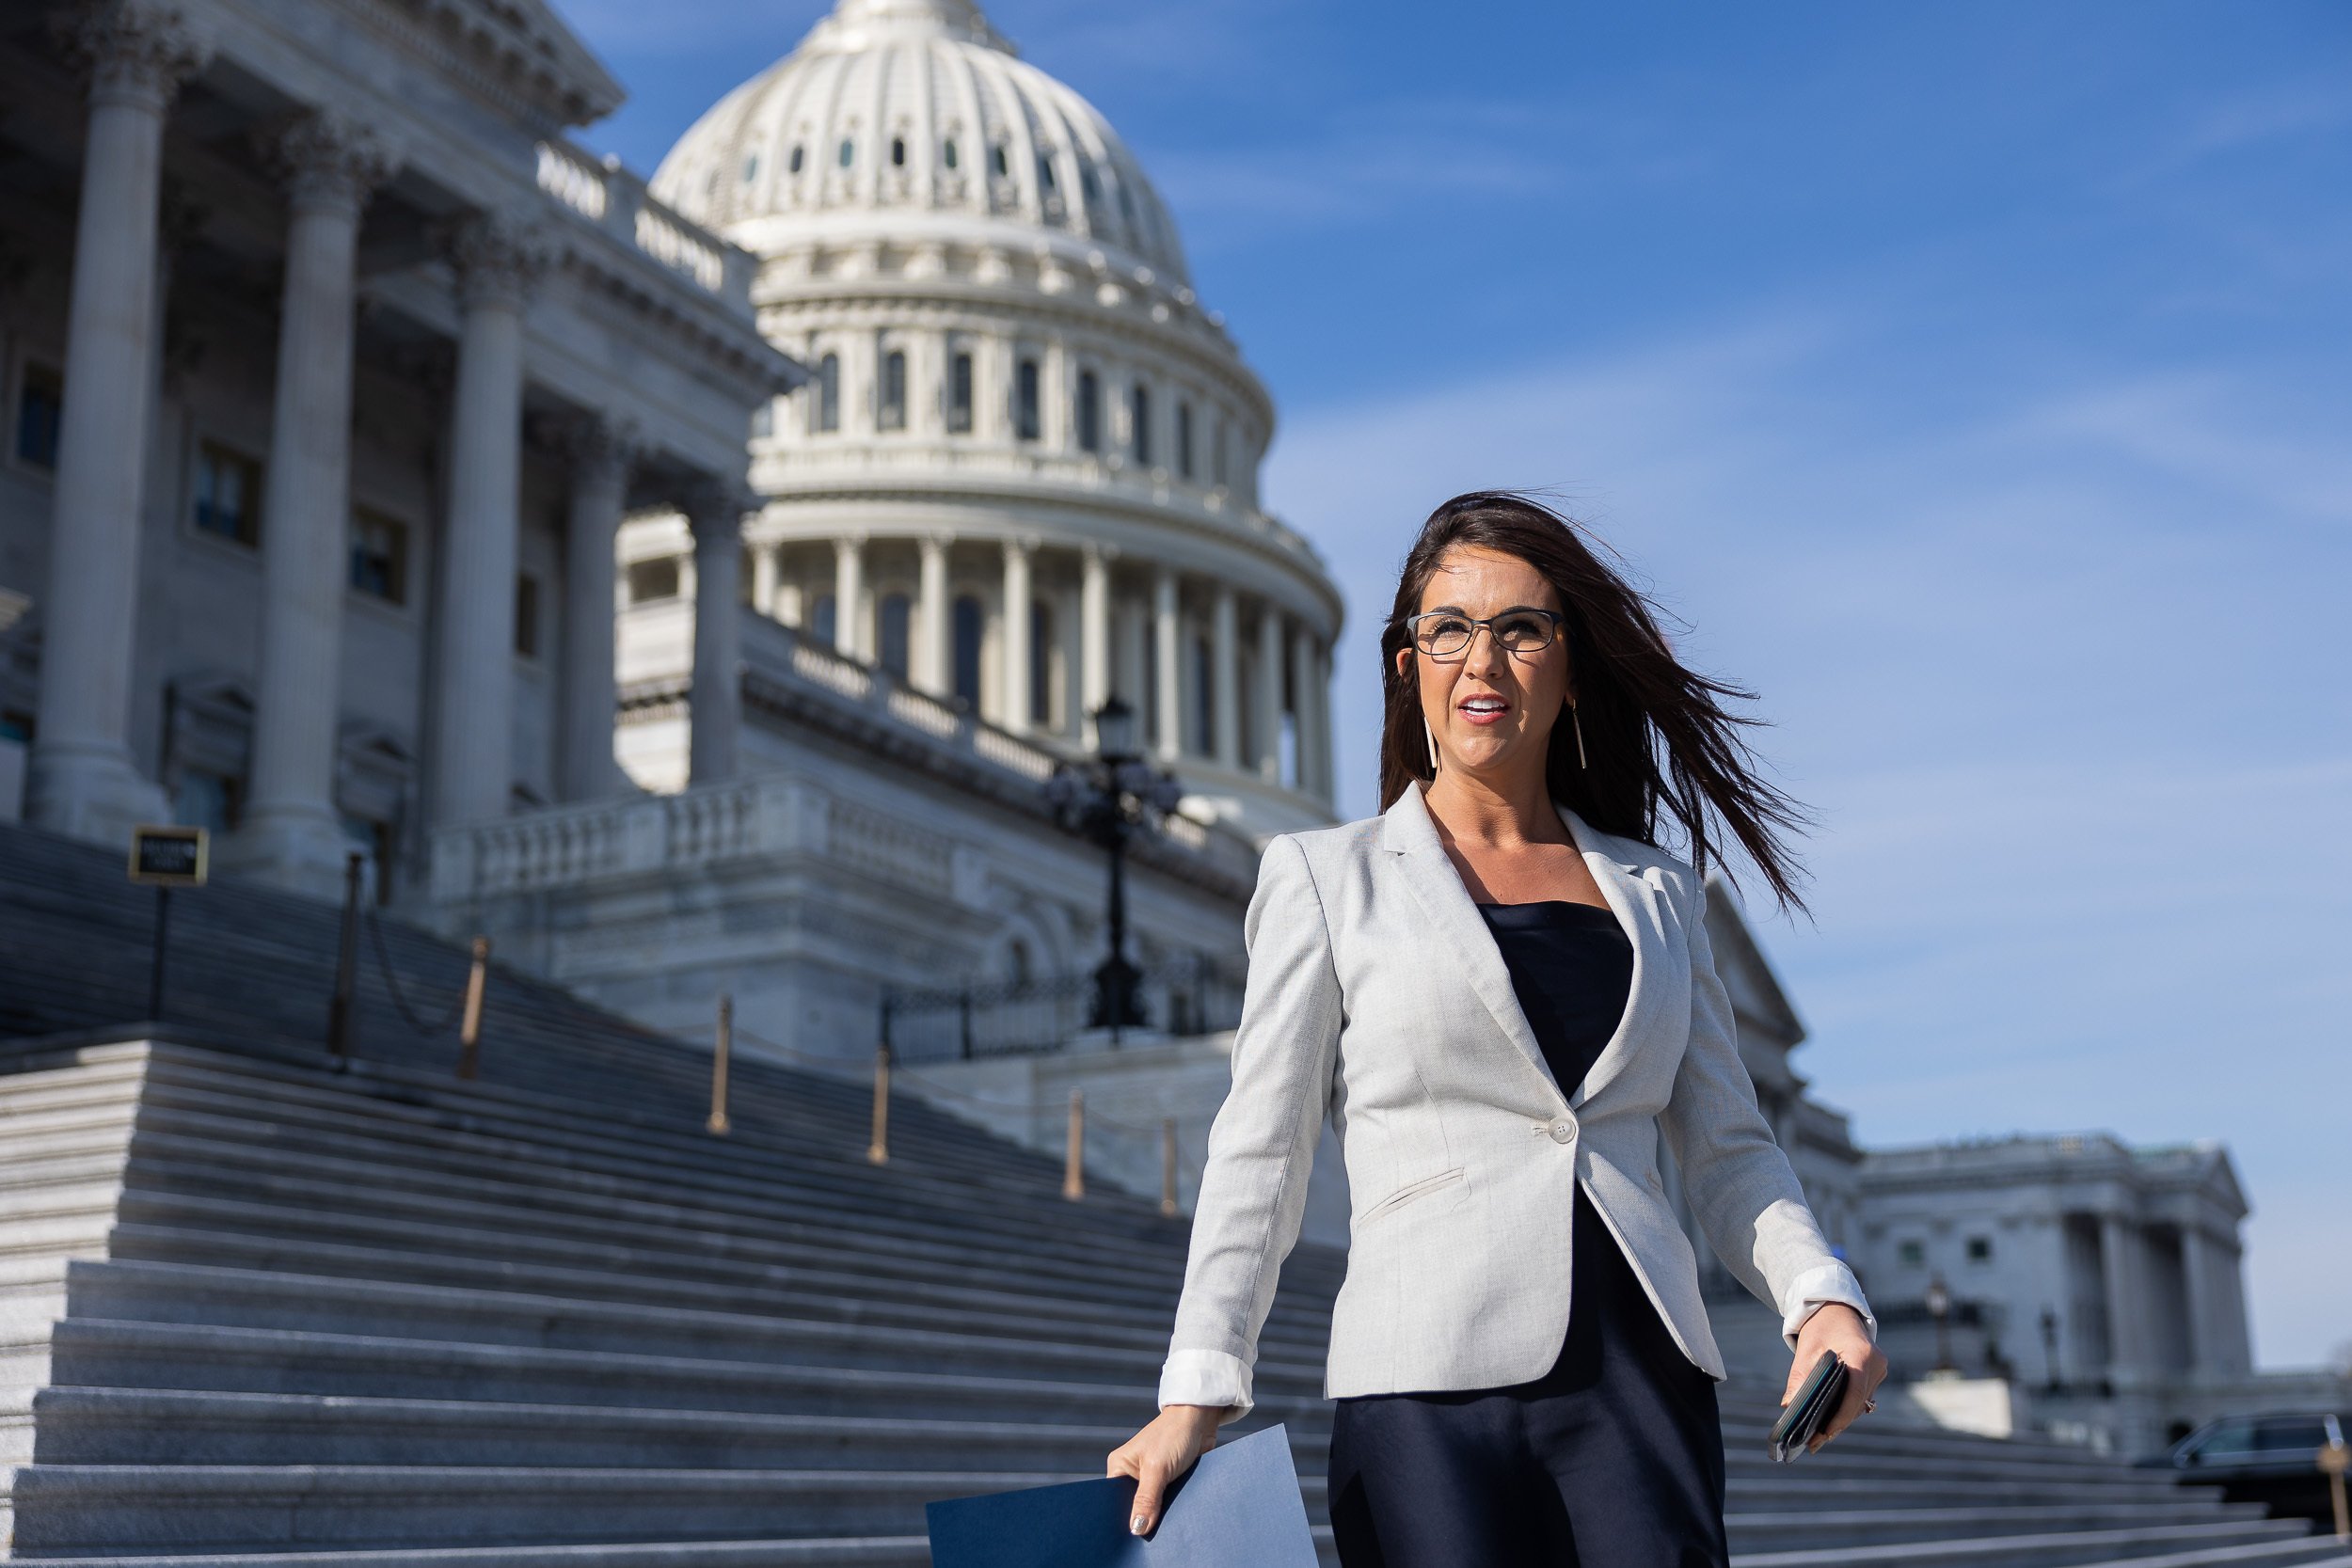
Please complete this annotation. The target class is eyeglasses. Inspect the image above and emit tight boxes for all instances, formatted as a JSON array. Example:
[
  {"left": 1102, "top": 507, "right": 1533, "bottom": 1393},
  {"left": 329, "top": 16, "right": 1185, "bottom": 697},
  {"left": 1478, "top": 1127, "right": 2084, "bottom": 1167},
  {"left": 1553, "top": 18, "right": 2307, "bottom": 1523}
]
[{"left": 1404, "top": 607, "right": 1564, "bottom": 658}]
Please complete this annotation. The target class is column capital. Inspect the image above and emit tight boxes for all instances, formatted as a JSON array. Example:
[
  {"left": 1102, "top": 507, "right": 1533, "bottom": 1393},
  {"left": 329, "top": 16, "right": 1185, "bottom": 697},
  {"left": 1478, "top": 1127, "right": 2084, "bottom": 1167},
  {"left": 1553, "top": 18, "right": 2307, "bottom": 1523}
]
[
  {"left": 58, "top": 1, "right": 210, "bottom": 112},
  {"left": 440, "top": 210, "right": 550, "bottom": 312},
  {"left": 681, "top": 477, "right": 755, "bottom": 541},
  {"left": 564, "top": 412, "right": 644, "bottom": 487},
  {"left": 265, "top": 111, "right": 398, "bottom": 218},
  {"left": 833, "top": 531, "right": 868, "bottom": 557}
]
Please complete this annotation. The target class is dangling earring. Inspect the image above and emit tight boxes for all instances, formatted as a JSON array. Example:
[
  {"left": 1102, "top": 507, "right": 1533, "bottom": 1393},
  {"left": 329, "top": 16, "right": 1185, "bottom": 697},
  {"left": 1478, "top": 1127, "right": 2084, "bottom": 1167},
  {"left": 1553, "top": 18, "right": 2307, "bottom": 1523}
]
[
  {"left": 1570, "top": 700, "right": 1588, "bottom": 769},
  {"left": 1423, "top": 717, "right": 1440, "bottom": 776}
]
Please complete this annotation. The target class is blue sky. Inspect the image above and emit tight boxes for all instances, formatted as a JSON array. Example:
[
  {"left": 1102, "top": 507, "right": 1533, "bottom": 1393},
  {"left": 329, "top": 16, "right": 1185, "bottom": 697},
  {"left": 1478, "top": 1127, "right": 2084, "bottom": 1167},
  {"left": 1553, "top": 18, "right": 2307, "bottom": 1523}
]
[{"left": 563, "top": 1, "right": 2352, "bottom": 1370}]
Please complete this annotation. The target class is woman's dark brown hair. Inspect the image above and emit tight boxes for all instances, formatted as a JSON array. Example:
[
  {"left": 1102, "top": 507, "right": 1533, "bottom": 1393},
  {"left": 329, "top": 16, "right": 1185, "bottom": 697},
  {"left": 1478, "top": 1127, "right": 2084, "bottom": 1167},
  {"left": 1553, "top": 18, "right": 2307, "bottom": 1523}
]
[{"left": 1378, "top": 490, "right": 1811, "bottom": 913}]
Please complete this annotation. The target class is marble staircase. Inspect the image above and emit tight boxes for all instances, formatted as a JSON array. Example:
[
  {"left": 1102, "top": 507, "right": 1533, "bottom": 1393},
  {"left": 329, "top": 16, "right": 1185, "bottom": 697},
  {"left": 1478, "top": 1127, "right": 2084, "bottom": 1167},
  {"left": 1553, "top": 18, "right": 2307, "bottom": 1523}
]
[{"left": 0, "top": 821, "right": 2344, "bottom": 1566}]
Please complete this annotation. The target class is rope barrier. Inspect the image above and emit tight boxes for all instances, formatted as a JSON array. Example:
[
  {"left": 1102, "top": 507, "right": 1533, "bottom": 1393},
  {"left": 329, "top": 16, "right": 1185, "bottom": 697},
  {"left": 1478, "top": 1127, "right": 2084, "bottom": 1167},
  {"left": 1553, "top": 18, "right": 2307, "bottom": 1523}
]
[{"left": 366, "top": 911, "right": 469, "bottom": 1037}]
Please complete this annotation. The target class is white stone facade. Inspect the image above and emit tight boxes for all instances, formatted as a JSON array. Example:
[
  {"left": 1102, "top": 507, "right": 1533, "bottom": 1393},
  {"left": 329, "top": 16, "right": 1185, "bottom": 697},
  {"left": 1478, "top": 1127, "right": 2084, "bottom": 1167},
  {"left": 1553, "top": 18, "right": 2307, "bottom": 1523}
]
[
  {"left": 1856, "top": 1132, "right": 2257, "bottom": 1450},
  {"left": 0, "top": 0, "right": 796, "bottom": 902}
]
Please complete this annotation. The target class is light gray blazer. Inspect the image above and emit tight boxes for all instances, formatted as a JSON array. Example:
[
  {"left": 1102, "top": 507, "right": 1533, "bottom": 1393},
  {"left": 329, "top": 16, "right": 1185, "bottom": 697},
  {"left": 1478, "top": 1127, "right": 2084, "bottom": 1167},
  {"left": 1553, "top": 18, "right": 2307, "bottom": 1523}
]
[{"left": 1158, "top": 780, "right": 1874, "bottom": 1420}]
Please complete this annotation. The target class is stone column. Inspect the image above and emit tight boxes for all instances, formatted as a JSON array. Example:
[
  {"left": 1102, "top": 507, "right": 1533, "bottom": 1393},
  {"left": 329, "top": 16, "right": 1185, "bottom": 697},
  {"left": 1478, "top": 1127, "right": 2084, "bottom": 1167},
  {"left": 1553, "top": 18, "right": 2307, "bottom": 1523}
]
[
  {"left": 1211, "top": 584, "right": 1239, "bottom": 769},
  {"left": 831, "top": 535, "right": 864, "bottom": 657},
  {"left": 914, "top": 531, "right": 950, "bottom": 696},
  {"left": 1152, "top": 566, "right": 1182, "bottom": 763},
  {"left": 1313, "top": 638, "right": 1336, "bottom": 802},
  {"left": 1289, "top": 623, "right": 1317, "bottom": 795},
  {"left": 2178, "top": 1227, "right": 2215, "bottom": 1379},
  {"left": 1255, "top": 601, "right": 1285, "bottom": 783},
  {"left": 686, "top": 484, "right": 746, "bottom": 786},
  {"left": 1079, "top": 544, "right": 1110, "bottom": 745},
  {"left": 556, "top": 416, "right": 636, "bottom": 801},
  {"left": 1000, "top": 536, "right": 1033, "bottom": 732},
  {"left": 427, "top": 213, "right": 542, "bottom": 828},
  {"left": 2100, "top": 1214, "right": 2145, "bottom": 1384},
  {"left": 231, "top": 114, "right": 393, "bottom": 894},
  {"left": 25, "top": 3, "right": 208, "bottom": 844},
  {"left": 749, "top": 542, "right": 778, "bottom": 617}
]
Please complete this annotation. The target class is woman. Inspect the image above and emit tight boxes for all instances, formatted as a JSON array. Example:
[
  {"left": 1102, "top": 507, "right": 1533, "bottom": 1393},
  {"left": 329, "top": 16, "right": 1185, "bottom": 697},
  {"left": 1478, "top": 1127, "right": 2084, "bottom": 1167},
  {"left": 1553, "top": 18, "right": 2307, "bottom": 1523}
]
[{"left": 1109, "top": 492, "right": 1885, "bottom": 1566}]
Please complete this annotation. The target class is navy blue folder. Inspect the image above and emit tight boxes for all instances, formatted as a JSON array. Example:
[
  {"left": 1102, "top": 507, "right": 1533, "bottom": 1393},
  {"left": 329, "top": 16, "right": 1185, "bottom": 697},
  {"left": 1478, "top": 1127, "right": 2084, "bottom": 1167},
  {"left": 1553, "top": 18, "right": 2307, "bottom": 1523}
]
[{"left": 926, "top": 1423, "right": 1318, "bottom": 1567}]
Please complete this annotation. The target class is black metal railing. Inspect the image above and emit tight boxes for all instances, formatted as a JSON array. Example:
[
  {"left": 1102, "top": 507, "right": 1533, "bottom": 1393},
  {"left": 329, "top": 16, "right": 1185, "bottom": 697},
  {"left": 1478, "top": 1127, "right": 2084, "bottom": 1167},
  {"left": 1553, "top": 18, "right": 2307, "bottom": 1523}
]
[{"left": 881, "top": 953, "right": 1250, "bottom": 1064}]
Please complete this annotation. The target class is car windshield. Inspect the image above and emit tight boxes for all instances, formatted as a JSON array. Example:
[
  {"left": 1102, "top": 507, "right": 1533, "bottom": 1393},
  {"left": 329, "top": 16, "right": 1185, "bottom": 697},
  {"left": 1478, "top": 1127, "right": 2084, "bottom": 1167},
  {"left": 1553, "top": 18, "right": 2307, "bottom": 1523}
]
[{"left": 2251, "top": 1418, "right": 2330, "bottom": 1453}]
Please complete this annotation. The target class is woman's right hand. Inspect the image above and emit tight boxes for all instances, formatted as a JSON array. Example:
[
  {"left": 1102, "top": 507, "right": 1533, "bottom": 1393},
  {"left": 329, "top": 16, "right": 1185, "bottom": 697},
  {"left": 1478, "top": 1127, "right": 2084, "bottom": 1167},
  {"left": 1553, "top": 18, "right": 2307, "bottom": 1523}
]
[{"left": 1107, "top": 1403, "right": 1224, "bottom": 1536}]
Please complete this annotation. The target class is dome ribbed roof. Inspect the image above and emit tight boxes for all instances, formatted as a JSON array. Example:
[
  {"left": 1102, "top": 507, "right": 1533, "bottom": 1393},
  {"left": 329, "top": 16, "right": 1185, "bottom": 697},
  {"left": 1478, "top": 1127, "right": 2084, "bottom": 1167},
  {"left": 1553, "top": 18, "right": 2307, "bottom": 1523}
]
[{"left": 650, "top": 0, "right": 1190, "bottom": 284}]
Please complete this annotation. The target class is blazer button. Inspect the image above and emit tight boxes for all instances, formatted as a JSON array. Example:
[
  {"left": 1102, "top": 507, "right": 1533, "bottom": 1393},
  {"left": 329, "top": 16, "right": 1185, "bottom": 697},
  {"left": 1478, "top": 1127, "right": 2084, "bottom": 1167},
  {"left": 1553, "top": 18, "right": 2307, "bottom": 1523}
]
[{"left": 1549, "top": 1121, "right": 1576, "bottom": 1145}]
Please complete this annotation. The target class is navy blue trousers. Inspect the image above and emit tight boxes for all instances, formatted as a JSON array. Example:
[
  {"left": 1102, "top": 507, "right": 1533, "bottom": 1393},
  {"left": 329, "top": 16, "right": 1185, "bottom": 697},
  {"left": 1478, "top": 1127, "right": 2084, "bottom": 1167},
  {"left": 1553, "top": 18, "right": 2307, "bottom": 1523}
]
[{"left": 1326, "top": 1188, "right": 1729, "bottom": 1568}]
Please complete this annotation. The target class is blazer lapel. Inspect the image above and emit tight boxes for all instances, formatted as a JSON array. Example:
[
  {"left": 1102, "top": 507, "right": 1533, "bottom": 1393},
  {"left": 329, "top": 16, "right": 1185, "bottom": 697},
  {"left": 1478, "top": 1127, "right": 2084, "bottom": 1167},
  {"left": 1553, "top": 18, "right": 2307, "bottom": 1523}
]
[
  {"left": 1379, "top": 783, "right": 1558, "bottom": 1099},
  {"left": 1558, "top": 804, "right": 1666, "bottom": 1110}
]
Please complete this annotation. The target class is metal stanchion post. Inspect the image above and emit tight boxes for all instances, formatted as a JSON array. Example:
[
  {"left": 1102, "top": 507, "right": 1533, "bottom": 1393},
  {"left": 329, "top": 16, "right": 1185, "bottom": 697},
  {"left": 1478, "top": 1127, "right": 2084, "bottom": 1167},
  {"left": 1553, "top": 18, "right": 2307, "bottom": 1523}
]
[
  {"left": 456, "top": 937, "right": 489, "bottom": 1080},
  {"left": 2320, "top": 1417, "right": 2349, "bottom": 1542},
  {"left": 1062, "top": 1088, "right": 1086, "bottom": 1201},
  {"left": 1160, "top": 1116, "right": 1178, "bottom": 1217},
  {"left": 707, "top": 994, "right": 733, "bottom": 1136},
  {"left": 328, "top": 852, "right": 363, "bottom": 1059},
  {"left": 866, "top": 1043, "right": 891, "bottom": 1164}
]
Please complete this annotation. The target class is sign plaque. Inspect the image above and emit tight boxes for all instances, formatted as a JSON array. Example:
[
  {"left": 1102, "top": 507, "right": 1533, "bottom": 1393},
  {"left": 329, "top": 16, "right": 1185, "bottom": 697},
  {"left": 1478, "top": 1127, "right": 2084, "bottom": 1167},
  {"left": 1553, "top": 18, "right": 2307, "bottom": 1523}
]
[{"left": 128, "top": 825, "right": 208, "bottom": 887}]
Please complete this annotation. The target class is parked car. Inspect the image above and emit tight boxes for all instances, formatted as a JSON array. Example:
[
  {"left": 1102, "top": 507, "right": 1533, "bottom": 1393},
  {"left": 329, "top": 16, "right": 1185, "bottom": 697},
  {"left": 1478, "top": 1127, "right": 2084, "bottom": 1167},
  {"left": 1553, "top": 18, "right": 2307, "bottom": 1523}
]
[{"left": 2138, "top": 1411, "right": 2351, "bottom": 1525}]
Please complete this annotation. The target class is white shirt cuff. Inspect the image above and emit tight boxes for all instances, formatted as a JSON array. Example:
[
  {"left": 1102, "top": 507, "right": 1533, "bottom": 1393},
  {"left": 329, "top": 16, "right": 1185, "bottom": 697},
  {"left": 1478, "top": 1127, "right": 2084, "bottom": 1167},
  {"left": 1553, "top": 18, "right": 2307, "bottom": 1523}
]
[
  {"left": 1157, "top": 1348, "right": 1254, "bottom": 1424},
  {"left": 1780, "top": 1261, "right": 1877, "bottom": 1350}
]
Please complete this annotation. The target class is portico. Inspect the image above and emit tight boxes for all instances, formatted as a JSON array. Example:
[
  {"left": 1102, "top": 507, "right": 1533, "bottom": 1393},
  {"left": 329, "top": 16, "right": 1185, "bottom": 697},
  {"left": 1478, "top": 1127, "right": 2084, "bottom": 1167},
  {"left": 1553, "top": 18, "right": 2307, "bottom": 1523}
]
[{"left": 0, "top": 0, "right": 800, "bottom": 898}]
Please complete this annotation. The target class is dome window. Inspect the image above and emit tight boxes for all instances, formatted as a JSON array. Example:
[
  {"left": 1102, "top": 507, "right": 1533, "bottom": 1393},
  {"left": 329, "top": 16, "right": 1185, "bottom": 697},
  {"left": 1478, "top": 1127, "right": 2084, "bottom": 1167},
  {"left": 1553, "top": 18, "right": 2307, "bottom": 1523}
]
[
  {"left": 813, "top": 353, "right": 841, "bottom": 434},
  {"left": 879, "top": 350, "right": 908, "bottom": 431},
  {"left": 838, "top": 137, "right": 854, "bottom": 168},
  {"left": 1130, "top": 383, "right": 1151, "bottom": 466},
  {"left": 1118, "top": 184, "right": 1136, "bottom": 223},
  {"left": 741, "top": 152, "right": 759, "bottom": 183},
  {"left": 788, "top": 144, "right": 804, "bottom": 175},
  {"left": 952, "top": 595, "right": 985, "bottom": 708},
  {"left": 880, "top": 593, "right": 912, "bottom": 678},
  {"left": 947, "top": 352, "right": 974, "bottom": 435},
  {"left": 991, "top": 143, "right": 1009, "bottom": 178},
  {"left": 1176, "top": 402, "right": 1194, "bottom": 481},
  {"left": 1080, "top": 166, "right": 1099, "bottom": 202},
  {"left": 1074, "top": 369, "right": 1100, "bottom": 453},
  {"left": 1015, "top": 357, "right": 1041, "bottom": 442},
  {"left": 890, "top": 135, "right": 906, "bottom": 167},
  {"left": 943, "top": 138, "right": 960, "bottom": 170},
  {"left": 1036, "top": 153, "right": 1057, "bottom": 193}
]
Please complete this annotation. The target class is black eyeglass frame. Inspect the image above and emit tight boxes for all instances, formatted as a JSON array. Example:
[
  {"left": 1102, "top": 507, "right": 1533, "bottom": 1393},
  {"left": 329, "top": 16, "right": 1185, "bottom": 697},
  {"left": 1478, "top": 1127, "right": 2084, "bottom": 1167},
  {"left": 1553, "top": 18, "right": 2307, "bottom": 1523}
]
[{"left": 1402, "top": 606, "right": 1566, "bottom": 658}]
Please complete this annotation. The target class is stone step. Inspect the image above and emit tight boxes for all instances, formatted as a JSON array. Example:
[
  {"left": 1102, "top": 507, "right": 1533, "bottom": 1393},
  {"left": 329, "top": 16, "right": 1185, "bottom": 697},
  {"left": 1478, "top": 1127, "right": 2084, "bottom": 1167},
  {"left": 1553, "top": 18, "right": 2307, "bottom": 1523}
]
[
  {"left": 43, "top": 1258, "right": 1334, "bottom": 1393},
  {"left": 1726, "top": 1520, "right": 2328, "bottom": 1567}
]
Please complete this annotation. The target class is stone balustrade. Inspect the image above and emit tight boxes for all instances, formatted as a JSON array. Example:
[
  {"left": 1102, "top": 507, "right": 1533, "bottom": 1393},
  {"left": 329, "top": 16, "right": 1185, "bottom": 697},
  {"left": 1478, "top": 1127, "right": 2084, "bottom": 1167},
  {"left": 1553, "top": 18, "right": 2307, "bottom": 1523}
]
[{"left": 535, "top": 137, "right": 752, "bottom": 308}]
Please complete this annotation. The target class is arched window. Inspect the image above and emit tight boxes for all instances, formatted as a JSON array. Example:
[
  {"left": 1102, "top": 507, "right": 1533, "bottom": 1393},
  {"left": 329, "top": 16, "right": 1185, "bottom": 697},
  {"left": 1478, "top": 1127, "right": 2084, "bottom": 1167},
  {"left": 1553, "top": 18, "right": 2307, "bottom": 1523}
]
[
  {"left": 813, "top": 353, "right": 840, "bottom": 433},
  {"left": 991, "top": 143, "right": 1009, "bottom": 178},
  {"left": 879, "top": 349, "right": 907, "bottom": 430},
  {"left": 879, "top": 592, "right": 911, "bottom": 677},
  {"left": 1015, "top": 357, "right": 1041, "bottom": 441},
  {"left": 1212, "top": 417, "right": 1228, "bottom": 486},
  {"left": 952, "top": 594, "right": 984, "bottom": 708},
  {"left": 741, "top": 152, "right": 759, "bottom": 183},
  {"left": 947, "top": 351, "right": 974, "bottom": 434},
  {"left": 890, "top": 135, "right": 907, "bottom": 167},
  {"left": 1130, "top": 384, "right": 1152, "bottom": 466},
  {"left": 1176, "top": 402, "right": 1194, "bottom": 480},
  {"left": 837, "top": 137, "right": 854, "bottom": 168},
  {"left": 1080, "top": 165, "right": 1099, "bottom": 202},
  {"left": 1074, "top": 370, "right": 1100, "bottom": 453},
  {"left": 943, "top": 137, "right": 960, "bottom": 171},
  {"left": 788, "top": 144, "right": 804, "bottom": 175},
  {"left": 1036, "top": 152, "right": 1057, "bottom": 192},
  {"left": 1029, "top": 599, "right": 1055, "bottom": 725},
  {"left": 810, "top": 594, "right": 837, "bottom": 646}
]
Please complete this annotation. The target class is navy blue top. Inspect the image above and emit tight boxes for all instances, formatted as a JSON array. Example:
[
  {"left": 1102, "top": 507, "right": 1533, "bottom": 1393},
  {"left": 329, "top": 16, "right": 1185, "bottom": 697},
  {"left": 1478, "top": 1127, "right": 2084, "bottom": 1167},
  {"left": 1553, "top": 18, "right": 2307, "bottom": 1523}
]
[{"left": 1476, "top": 899, "right": 1634, "bottom": 1100}]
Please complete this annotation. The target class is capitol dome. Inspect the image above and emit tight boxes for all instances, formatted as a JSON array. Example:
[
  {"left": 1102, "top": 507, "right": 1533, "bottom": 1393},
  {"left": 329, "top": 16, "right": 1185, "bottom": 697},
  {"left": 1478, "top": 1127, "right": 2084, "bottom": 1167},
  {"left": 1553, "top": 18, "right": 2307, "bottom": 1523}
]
[
  {"left": 634, "top": 0, "right": 1342, "bottom": 838},
  {"left": 652, "top": 0, "right": 1189, "bottom": 286}
]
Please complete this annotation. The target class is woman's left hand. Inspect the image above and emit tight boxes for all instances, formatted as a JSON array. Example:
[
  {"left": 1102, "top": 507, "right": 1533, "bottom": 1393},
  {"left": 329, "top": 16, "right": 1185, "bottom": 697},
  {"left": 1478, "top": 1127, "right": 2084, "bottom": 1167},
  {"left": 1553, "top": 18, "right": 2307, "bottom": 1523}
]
[{"left": 1786, "top": 1302, "right": 1886, "bottom": 1452}]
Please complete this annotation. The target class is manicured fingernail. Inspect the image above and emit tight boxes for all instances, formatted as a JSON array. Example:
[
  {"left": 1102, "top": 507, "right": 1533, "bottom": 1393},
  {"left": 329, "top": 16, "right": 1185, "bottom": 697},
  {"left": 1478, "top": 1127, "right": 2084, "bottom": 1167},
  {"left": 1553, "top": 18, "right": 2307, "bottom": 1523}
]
[{"left": 1131, "top": 1515, "right": 1147, "bottom": 1534}]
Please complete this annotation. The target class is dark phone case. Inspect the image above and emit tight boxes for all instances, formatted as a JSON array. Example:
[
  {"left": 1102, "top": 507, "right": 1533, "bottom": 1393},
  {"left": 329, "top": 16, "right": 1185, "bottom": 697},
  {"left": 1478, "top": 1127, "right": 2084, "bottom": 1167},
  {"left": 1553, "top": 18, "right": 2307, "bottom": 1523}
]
[{"left": 1767, "top": 1352, "right": 1848, "bottom": 1463}]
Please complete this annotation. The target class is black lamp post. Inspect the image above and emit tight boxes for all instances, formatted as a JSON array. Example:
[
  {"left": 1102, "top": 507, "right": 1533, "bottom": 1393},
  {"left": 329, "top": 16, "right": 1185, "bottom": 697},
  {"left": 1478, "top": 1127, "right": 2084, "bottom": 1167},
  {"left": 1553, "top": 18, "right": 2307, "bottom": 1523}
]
[
  {"left": 1043, "top": 696, "right": 1184, "bottom": 1043},
  {"left": 1926, "top": 1275, "right": 1955, "bottom": 1372},
  {"left": 2039, "top": 1305, "right": 2061, "bottom": 1391}
]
